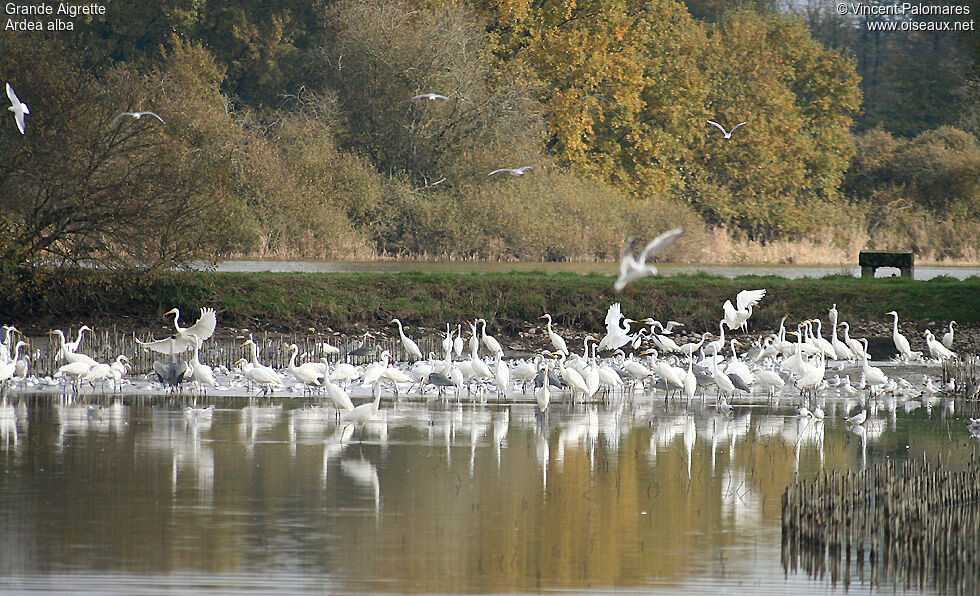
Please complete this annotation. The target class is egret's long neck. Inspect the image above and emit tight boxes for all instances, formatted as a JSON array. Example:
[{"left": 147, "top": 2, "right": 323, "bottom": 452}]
[
  {"left": 250, "top": 343, "right": 260, "bottom": 364},
  {"left": 892, "top": 314, "right": 899, "bottom": 334},
  {"left": 172, "top": 310, "right": 181, "bottom": 330},
  {"left": 289, "top": 349, "right": 298, "bottom": 368}
]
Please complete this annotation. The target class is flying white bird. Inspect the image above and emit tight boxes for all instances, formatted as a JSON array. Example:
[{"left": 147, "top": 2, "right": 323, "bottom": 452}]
[
  {"left": 706, "top": 120, "right": 746, "bottom": 139},
  {"left": 137, "top": 307, "right": 217, "bottom": 354},
  {"left": 6, "top": 83, "right": 29, "bottom": 134},
  {"left": 488, "top": 166, "right": 534, "bottom": 176},
  {"left": 412, "top": 93, "right": 450, "bottom": 101},
  {"left": 111, "top": 111, "right": 165, "bottom": 126},
  {"left": 614, "top": 228, "right": 683, "bottom": 292}
]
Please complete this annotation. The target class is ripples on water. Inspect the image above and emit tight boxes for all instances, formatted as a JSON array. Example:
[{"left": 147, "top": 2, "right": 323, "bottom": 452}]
[{"left": 0, "top": 378, "right": 978, "bottom": 594}]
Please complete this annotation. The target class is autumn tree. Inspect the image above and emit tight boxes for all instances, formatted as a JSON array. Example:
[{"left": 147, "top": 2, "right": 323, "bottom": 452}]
[
  {"left": 316, "top": 0, "right": 543, "bottom": 185},
  {"left": 0, "top": 36, "right": 241, "bottom": 269}
]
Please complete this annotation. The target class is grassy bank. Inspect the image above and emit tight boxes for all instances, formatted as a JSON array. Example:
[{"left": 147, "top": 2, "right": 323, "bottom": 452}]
[{"left": 2, "top": 268, "right": 977, "bottom": 337}]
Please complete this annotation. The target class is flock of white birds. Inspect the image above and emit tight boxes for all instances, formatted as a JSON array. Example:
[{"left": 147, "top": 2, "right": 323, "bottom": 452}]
[{"left": 0, "top": 285, "right": 971, "bottom": 436}]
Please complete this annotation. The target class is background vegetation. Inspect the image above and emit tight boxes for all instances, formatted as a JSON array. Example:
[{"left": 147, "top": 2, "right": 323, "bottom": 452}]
[
  {"left": 0, "top": 0, "right": 977, "bottom": 269},
  {"left": 2, "top": 269, "right": 976, "bottom": 336}
]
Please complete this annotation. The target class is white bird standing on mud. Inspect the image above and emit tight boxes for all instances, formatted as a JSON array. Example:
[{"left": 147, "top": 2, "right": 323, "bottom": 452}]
[
  {"left": 391, "top": 318, "right": 423, "bottom": 361},
  {"left": 539, "top": 313, "right": 568, "bottom": 356},
  {"left": 614, "top": 228, "right": 683, "bottom": 292},
  {"left": 886, "top": 310, "right": 913, "bottom": 360}
]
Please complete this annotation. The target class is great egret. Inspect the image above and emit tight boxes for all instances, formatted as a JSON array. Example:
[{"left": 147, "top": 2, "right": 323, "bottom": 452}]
[
  {"left": 828, "top": 306, "right": 854, "bottom": 360},
  {"left": 598, "top": 304, "right": 633, "bottom": 353},
  {"left": 391, "top": 318, "right": 423, "bottom": 361},
  {"left": 453, "top": 324, "right": 464, "bottom": 358},
  {"left": 557, "top": 353, "right": 589, "bottom": 401},
  {"left": 722, "top": 289, "right": 765, "bottom": 332},
  {"left": 241, "top": 338, "right": 282, "bottom": 395},
  {"left": 287, "top": 344, "right": 326, "bottom": 388},
  {"left": 535, "top": 362, "right": 551, "bottom": 412},
  {"left": 613, "top": 228, "right": 683, "bottom": 292},
  {"left": 341, "top": 380, "right": 384, "bottom": 425},
  {"left": 840, "top": 322, "right": 866, "bottom": 360},
  {"left": 706, "top": 120, "right": 746, "bottom": 139},
  {"left": 0, "top": 340, "right": 27, "bottom": 384},
  {"left": 111, "top": 111, "right": 165, "bottom": 125},
  {"left": 140, "top": 308, "right": 217, "bottom": 354},
  {"left": 442, "top": 324, "right": 454, "bottom": 356},
  {"left": 478, "top": 319, "right": 504, "bottom": 358},
  {"left": 319, "top": 361, "right": 355, "bottom": 414},
  {"left": 924, "top": 330, "right": 955, "bottom": 360},
  {"left": 885, "top": 311, "right": 913, "bottom": 360},
  {"left": 493, "top": 353, "right": 510, "bottom": 398},
  {"left": 942, "top": 321, "right": 957, "bottom": 350},
  {"left": 109, "top": 355, "right": 132, "bottom": 391},
  {"left": 488, "top": 166, "right": 533, "bottom": 176},
  {"left": 412, "top": 93, "right": 450, "bottom": 101},
  {"left": 184, "top": 334, "right": 216, "bottom": 393},
  {"left": 860, "top": 338, "right": 888, "bottom": 394},
  {"left": 56, "top": 325, "right": 92, "bottom": 360},
  {"left": 6, "top": 83, "right": 28, "bottom": 134},
  {"left": 539, "top": 314, "right": 568, "bottom": 356},
  {"left": 49, "top": 330, "right": 98, "bottom": 366}
]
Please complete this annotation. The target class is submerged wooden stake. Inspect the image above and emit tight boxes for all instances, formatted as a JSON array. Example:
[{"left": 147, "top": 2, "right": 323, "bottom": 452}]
[{"left": 783, "top": 456, "right": 980, "bottom": 593}]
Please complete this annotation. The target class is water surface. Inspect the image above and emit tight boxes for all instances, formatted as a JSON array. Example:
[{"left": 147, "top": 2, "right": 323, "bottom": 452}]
[
  {"left": 1, "top": 386, "right": 977, "bottom": 594},
  {"left": 199, "top": 260, "right": 980, "bottom": 280}
]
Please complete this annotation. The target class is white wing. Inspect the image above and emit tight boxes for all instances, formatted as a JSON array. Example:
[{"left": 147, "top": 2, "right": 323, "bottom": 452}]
[
  {"left": 6, "top": 83, "right": 19, "bottom": 106},
  {"left": 735, "top": 289, "right": 766, "bottom": 311},
  {"left": 637, "top": 228, "right": 683, "bottom": 264},
  {"left": 517, "top": 166, "right": 534, "bottom": 173},
  {"left": 706, "top": 120, "right": 728, "bottom": 135},
  {"left": 111, "top": 112, "right": 134, "bottom": 126},
  {"left": 137, "top": 336, "right": 180, "bottom": 354},
  {"left": 723, "top": 300, "right": 738, "bottom": 323},
  {"left": 488, "top": 169, "right": 510, "bottom": 176},
  {"left": 730, "top": 122, "right": 747, "bottom": 133},
  {"left": 140, "top": 111, "right": 166, "bottom": 124},
  {"left": 182, "top": 307, "right": 217, "bottom": 342},
  {"left": 14, "top": 110, "right": 25, "bottom": 134},
  {"left": 604, "top": 303, "right": 623, "bottom": 334}
]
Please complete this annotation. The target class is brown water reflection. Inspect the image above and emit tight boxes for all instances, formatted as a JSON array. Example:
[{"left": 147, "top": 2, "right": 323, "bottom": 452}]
[{"left": 0, "top": 395, "right": 977, "bottom": 594}]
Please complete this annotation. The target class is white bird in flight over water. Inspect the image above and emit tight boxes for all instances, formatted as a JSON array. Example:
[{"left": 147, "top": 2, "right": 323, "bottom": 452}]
[
  {"left": 112, "top": 111, "right": 166, "bottom": 126},
  {"left": 412, "top": 93, "right": 450, "bottom": 101},
  {"left": 706, "top": 120, "right": 746, "bottom": 139},
  {"left": 6, "top": 83, "right": 29, "bottom": 134},
  {"left": 614, "top": 228, "right": 683, "bottom": 292},
  {"left": 489, "top": 166, "right": 534, "bottom": 176}
]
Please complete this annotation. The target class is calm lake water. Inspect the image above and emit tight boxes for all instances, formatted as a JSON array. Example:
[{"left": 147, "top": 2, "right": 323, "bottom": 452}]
[
  {"left": 200, "top": 260, "right": 980, "bottom": 280},
  {"left": 1, "top": 387, "right": 977, "bottom": 594}
]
